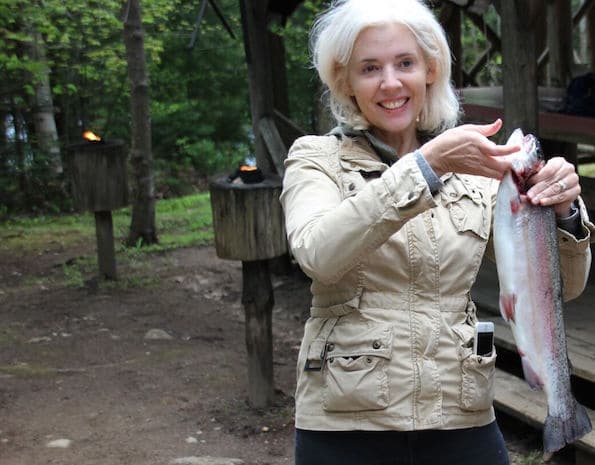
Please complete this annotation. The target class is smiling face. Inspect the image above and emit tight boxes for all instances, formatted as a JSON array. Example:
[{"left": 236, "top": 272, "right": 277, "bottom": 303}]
[{"left": 346, "top": 23, "right": 436, "bottom": 153}]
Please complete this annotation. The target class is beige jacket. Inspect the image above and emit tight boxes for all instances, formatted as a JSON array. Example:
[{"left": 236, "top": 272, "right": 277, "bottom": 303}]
[{"left": 280, "top": 134, "right": 593, "bottom": 432}]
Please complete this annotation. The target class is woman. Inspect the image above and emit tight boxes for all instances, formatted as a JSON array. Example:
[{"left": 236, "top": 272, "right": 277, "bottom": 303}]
[{"left": 280, "top": 1, "right": 594, "bottom": 464}]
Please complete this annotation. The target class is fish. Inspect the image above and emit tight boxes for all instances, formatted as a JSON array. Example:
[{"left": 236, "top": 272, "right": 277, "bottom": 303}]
[{"left": 493, "top": 128, "right": 592, "bottom": 456}]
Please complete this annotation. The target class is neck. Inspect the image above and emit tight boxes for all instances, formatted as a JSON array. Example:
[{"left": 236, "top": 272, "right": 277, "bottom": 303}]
[{"left": 369, "top": 128, "right": 419, "bottom": 158}]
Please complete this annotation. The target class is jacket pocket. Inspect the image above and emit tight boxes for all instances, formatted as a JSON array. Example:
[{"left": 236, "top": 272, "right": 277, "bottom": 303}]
[
  {"left": 452, "top": 324, "right": 496, "bottom": 411},
  {"left": 460, "top": 351, "right": 496, "bottom": 411},
  {"left": 321, "top": 321, "right": 393, "bottom": 412},
  {"left": 441, "top": 175, "right": 489, "bottom": 240}
]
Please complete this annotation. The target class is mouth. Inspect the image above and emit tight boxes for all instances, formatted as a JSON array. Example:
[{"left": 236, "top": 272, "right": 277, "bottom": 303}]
[{"left": 378, "top": 98, "right": 408, "bottom": 110}]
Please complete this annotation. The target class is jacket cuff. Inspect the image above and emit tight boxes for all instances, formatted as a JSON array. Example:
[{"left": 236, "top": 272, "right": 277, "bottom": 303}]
[{"left": 414, "top": 150, "right": 443, "bottom": 195}]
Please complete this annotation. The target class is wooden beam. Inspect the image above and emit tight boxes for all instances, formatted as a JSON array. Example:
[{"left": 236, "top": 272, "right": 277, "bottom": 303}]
[
  {"left": 258, "top": 116, "right": 286, "bottom": 176},
  {"left": 239, "top": 0, "right": 276, "bottom": 174},
  {"left": 501, "top": 1, "right": 539, "bottom": 134},
  {"left": 273, "top": 109, "right": 306, "bottom": 148},
  {"left": 538, "top": 0, "right": 595, "bottom": 68},
  {"left": 589, "top": 2, "right": 595, "bottom": 72},
  {"left": 547, "top": 0, "right": 573, "bottom": 87},
  {"left": 440, "top": 4, "right": 463, "bottom": 87}
]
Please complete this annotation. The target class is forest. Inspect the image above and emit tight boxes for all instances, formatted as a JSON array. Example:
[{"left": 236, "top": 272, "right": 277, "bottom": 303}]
[
  {"left": 1, "top": 0, "right": 592, "bottom": 222},
  {"left": 0, "top": 0, "right": 512, "bottom": 218}
]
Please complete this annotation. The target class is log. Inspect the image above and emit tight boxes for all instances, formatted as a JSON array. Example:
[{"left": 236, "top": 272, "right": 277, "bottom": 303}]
[{"left": 209, "top": 175, "right": 287, "bottom": 261}]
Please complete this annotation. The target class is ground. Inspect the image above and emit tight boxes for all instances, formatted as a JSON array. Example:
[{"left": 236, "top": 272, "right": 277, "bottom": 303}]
[{"left": 0, "top": 242, "right": 573, "bottom": 465}]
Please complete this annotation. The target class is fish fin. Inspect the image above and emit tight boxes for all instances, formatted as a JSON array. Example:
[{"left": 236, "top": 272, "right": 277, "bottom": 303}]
[
  {"left": 510, "top": 198, "right": 520, "bottom": 214},
  {"left": 521, "top": 357, "right": 543, "bottom": 389},
  {"left": 543, "top": 401, "right": 592, "bottom": 454},
  {"left": 499, "top": 294, "right": 516, "bottom": 323}
]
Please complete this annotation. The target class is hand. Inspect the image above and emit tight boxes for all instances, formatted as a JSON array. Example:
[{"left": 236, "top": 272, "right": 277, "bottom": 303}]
[
  {"left": 420, "top": 119, "right": 519, "bottom": 179},
  {"left": 526, "top": 157, "right": 581, "bottom": 217}
]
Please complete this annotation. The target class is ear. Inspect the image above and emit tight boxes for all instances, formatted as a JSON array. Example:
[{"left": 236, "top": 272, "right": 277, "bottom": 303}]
[{"left": 426, "top": 60, "right": 437, "bottom": 85}]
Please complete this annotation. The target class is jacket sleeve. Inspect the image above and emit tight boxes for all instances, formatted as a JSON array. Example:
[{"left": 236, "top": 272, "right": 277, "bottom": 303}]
[
  {"left": 556, "top": 196, "right": 594, "bottom": 301},
  {"left": 280, "top": 136, "right": 436, "bottom": 285}
]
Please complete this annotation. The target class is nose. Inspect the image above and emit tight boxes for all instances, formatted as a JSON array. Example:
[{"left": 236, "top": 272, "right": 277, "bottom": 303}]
[{"left": 380, "top": 67, "right": 402, "bottom": 90}]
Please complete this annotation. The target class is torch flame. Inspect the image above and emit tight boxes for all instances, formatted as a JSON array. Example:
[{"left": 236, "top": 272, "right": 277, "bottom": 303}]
[
  {"left": 83, "top": 130, "right": 101, "bottom": 142},
  {"left": 239, "top": 165, "right": 257, "bottom": 171}
]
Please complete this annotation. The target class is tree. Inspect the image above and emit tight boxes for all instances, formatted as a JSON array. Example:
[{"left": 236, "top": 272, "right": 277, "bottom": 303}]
[{"left": 123, "top": 0, "right": 158, "bottom": 246}]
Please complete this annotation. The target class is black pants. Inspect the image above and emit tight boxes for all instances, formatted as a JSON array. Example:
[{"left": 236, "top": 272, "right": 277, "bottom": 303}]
[{"left": 295, "top": 421, "right": 510, "bottom": 465}]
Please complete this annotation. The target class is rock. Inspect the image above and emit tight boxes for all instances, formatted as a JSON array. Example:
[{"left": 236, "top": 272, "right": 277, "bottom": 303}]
[
  {"left": 46, "top": 438, "right": 72, "bottom": 448},
  {"left": 169, "top": 457, "right": 244, "bottom": 465},
  {"left": 144, "top": 329, "right": 173, "bottom": 340},
  {"left": 185, "top": 436, "right": 198, "bottom": 444},
  {"left": 27, "top": 336, "right": 52, "bottom": 344}
]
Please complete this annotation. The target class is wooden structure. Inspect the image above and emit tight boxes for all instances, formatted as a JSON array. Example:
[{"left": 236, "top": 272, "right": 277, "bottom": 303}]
[
  {"left": 67, "top": 140, "right": 128, "bottom": 280},
  {"left": 209, "top": 174, "right": 287, "bottom": 408}
]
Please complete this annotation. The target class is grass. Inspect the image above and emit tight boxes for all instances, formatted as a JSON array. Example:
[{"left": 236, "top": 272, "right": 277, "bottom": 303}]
[
  {"left": 0, "top": 192, "right": 215, "bottom": 289},
  {"left": 579, "top": 162, "right": 595, "bottom": 177}
]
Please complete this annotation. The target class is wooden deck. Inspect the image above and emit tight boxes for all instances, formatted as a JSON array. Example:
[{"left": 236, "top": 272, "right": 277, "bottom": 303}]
[{"left": 472, "top": 259, "right": 595, "bottom": 463}]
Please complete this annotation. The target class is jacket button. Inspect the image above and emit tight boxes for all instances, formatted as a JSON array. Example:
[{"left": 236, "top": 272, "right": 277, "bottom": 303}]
[
  {"left": 327, "top": 343, "right": 335, "bottom": 352},
  {"left": 372, "top": 340, "right": 381, "bottom": 349},
  {"left": 349, "top": 183, "right": 355, "bottom": 191}
]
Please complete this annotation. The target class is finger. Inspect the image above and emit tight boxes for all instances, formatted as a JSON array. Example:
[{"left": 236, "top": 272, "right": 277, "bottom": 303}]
[
  {"left": 486, "top": 142, "right": 520, "bottom": 157},
  {"left": 460, "top": 119, "right": 503, "bottom": 137},
  {"left": 537, "top": 185, "right": 580, "bottom": 207}
]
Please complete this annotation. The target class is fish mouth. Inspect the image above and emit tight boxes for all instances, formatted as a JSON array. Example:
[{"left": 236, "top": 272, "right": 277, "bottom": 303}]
[
  {"left": 522, "top": 134, "right": 539, "bottom": 154},
  {"left": 378, "top": 98, "right": 408, "bottom": 110}
]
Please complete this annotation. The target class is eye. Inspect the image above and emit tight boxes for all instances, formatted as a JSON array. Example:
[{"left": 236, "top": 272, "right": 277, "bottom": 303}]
[
  {"left": 362, "top": 63, "right": 379, "bottom": 74},
  {"left": 399, "top": 59, "right": 413, "bottom": 69}
]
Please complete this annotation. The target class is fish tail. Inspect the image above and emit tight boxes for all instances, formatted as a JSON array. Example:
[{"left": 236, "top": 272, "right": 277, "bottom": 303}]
[{"left": 543, "top": 401, "right": 592, "bottom": 453}]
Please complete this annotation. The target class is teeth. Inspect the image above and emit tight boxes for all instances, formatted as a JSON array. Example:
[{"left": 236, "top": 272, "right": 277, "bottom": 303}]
[{"left": 381, "top": 99, "right": 406, "bottom": 109}]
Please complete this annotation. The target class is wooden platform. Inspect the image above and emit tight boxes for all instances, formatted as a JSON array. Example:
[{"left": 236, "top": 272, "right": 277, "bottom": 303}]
[
  {"left": 472, "top": 259, "right": 595, "bottom": 463},
  {"left": 495, "top": 368, "right": 595, "bottom": 464}
]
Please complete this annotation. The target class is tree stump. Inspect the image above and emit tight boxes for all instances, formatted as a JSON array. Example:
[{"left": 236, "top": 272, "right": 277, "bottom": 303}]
[
  {"left": 209, "top": 174, "right": 287, "bottom": 408},
  {"left": 67, "top": 140, "right": 128, "bottom": 280}
]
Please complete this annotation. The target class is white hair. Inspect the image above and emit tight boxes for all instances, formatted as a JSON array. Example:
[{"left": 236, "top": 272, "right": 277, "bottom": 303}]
[{"left": 310, "top": 0, "right": 460, "bottom": 133}]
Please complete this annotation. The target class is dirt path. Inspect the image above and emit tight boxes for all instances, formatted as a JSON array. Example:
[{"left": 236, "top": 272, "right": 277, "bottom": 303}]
[{"left": 0, "top": 244, "right": 570, "bottom": 465}]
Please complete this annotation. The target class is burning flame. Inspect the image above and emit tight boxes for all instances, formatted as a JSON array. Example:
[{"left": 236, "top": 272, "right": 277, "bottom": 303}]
[
  {"left": 83, "top": 130, "right": 101, "bottom": 142},
  {"left": 239, "top": 165, "right": 257, "bottom": 171}
]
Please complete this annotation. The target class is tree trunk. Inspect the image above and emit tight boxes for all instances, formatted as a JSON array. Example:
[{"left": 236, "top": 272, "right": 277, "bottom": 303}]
[
  {"left": 123, "top": 0, "right": 157, "bottom": 246},
  {"left": 25, "top": 29, "right": 62, "bottom": 175}
]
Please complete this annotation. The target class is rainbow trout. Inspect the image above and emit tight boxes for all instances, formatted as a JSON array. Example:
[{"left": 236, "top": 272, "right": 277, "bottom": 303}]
[{"left": 493, "top": 128, "right": 591, "bottom": 455}]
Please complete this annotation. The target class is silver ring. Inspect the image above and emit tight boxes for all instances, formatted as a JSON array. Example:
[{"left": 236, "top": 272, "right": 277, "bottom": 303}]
[{"left": 556, "top": 180, "right": 567, "bottom": 192}]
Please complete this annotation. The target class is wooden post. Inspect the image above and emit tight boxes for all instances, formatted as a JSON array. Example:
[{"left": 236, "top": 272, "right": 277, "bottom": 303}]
[
  {"left": 209, "top": 175, "right": 287, "bottom": 407},
  {"left": 589, "top": 3, "right": 595, "bottom": 72},
  {"left": 440, "top": 4, "right": 463, "bottom": 88},
  {"left": 239, "top": 0, "right": 275, "bottom": 174},
  {"left": 67, "top": 140, "right": 128, "bottom": 280},
  {"left": 543, "top": 0, "right": 577, "bottom": 165},
  {"left": 501, "top": 1, "right": 539, "bottom": 135},
  {"left": 95, "top": 211, "right": 117, "bottom": 280},
  {"left": 242, "top": 260, "right": 274, "bottom": 408},
  {"left": 546, "top": 0, "right": 573, "bottom": 87}
]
